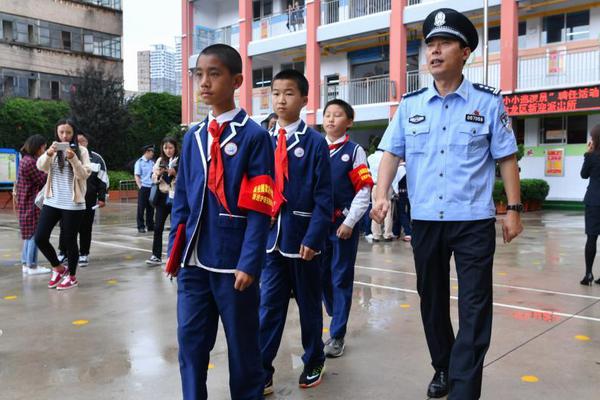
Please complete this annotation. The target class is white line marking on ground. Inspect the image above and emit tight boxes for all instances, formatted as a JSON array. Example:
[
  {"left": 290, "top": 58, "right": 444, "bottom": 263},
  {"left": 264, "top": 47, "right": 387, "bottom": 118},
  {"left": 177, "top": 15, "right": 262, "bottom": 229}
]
[
  {"left": 356, "top": 265, "right": 600, "bottom": 301},
  {"left": 354, "top": 281, "right": 600, "bottom": 323}
]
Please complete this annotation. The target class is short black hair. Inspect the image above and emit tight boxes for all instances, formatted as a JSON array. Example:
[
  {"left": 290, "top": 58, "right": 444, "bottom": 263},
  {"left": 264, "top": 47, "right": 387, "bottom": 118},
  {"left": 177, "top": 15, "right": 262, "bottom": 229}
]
[
  {"left": 199, "top": 44, "right": 242, "bottom": 75},
  {"left": 272, "top": 69, "right": 309, "bottom": 97},
  {"left": 324, "top": 99, "right": 355, "bottom": 120},
  {"left": 20, "top": 134, "right": 47, "bottom": 157}
]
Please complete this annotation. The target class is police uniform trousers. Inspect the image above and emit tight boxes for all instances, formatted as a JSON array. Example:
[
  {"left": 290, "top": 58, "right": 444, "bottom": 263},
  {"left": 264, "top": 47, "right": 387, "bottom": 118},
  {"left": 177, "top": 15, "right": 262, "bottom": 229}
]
[
  {"left": 259, "top": 251, "right": 325, "bottom": 380},
  {"left": 321, "top": 221, "right": 360, "bottom": 339},
  {"left": 412, "top": 219, "right": 495, "bottom": 400},
  {"left": 177, "top": 266, "right": 263, "bottom": 400}
]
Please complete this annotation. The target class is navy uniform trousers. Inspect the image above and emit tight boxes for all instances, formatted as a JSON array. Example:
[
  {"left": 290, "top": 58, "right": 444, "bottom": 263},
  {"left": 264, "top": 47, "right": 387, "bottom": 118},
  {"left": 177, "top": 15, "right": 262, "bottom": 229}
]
[
  {"left": 321, "top": 221, "right": 360, "bottom": 339},
  {"left": 259, "top": 251, "right": 325, "bottom": 381},
  {"left": 412, "top": 219, "right": 495, "bottom": 400},
  {"left": 177, "top": 266, "right": 263, "bottom": 400}
]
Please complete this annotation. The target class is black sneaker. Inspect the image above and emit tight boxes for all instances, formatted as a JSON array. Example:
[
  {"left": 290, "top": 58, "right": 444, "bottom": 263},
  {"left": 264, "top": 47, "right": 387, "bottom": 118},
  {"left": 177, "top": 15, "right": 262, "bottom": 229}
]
[
  {"left": 263, "top": 379, "right": 274, "bottom": 396},
  {"left": 299, "top": 363, "right": 325, "bottom": 389}
]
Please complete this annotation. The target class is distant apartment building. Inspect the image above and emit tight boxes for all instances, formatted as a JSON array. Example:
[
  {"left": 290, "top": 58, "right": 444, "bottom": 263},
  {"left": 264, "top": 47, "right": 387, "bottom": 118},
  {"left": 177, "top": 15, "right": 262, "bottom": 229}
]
[
  {"left": 0, "top": 0, "right": 123, "bottom": 101},
  {"left": 137, "top": 43, "right": 180, "bottom": 95}
]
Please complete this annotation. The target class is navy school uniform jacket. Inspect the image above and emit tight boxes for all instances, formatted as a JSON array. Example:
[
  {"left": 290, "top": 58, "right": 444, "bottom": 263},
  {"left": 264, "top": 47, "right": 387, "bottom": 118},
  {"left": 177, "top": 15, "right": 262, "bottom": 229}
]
[
  {"left": 168, "top": 109, "right": 276, "bottom": 278},
  {"left": 267, "top": 121, "right": 333, "bottom": 257}
]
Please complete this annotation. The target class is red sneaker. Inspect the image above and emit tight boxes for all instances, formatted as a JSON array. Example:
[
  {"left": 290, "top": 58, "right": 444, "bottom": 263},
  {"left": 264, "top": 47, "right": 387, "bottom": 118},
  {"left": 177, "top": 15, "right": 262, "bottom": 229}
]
[
  {"left": 48, "top": 267, "right": 68, "bottom": 288},
  {"left": 57, "top": 275, "right": 78, "bottom": 290}
]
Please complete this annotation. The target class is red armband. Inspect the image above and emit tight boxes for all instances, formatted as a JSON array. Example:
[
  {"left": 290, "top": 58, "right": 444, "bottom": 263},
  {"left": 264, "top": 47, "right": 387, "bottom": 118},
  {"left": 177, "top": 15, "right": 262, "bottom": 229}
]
[
  {"left": 348, "top": 163, "right": 374, "bottom": 193},
  {"left": 238, "top": 174, "right": 277, "bottom": 217}
]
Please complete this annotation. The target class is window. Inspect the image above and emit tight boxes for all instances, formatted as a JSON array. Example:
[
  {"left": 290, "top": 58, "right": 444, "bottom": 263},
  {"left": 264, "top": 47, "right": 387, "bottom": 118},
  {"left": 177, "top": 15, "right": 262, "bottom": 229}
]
[
  {"left": 61, "top": 31, "right": 71, "bottom": 50},
  {"left": 252, "top": 67, "right": 272, "bottom": 88},
  {"left": 325, "top": 74, "right": 340, "bottom": 102},
  {"left": 253, "top": 0, "right": 273, "bottom": 19},
  {"left": 542, "top": 10, "right": 589, "bottom": 44},
  {"left": 16, "top": 22, "right": 28, "bottom": 43},
  {"left": 513, "top": 118, "right": 525, "bottom": 145},
  {"left": 281, "top": 61, "right": 304, "bottom": 74},
  {"left": 488, "top": 22, "right": 526, "bottom": 52},
  {"left": 3, "top": 20, "right": 14, "bottom": 41},
  {"left": 51, "top": 81, "right": 60, "bottom": 100},
  {"left": 540, "top": 115, "right": 588, "bottom": 144},
  {"left": 28, "top": 24, "right": 34, "bottom": 43},
  {"left": 84, "top": 34, "right": 94, "bottom": 53},
  {"left": 518, "top": 21, "right": 527, "bottom": 48},
  {"left": 3, "top": 76, "right": 15, "bottom": 96},
  {"left": 28, "top": 78, "right": 37, "bottom": 98}
]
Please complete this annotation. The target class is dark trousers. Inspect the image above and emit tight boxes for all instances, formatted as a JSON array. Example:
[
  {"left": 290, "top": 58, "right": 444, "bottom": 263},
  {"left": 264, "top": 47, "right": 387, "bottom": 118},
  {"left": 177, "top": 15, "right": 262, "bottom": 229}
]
[
  {"left": 152, "top": 194, "right": 172, "bottom": 258},
  {"left": 321, "top": 223, "right": 360, "bottom": 339},
  {"left": 35, "top": 205, "right": 84, "bottom": 276},
  {"left": 393, "top": 195, "right": 412, "bottom": 237},
  {"left": 412, "top": 219, "right": 496, "bottom": 400},
  {"left": 177, "top": 266, "right": 263, "bottom": 400},
  {"left": 137, "top": 186, "right": 155, "bottom": 230},
  {"left": 59, "top": 207, "right": 95, "bottom": 256},
  {"left": 259, "top": 251, "right": 325, "bottom": 381}
]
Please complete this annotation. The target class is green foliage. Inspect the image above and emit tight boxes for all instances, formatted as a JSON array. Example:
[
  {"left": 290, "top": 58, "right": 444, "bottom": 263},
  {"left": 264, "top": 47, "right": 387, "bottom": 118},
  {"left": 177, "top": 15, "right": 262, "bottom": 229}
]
[
  {"left": 493, "top": 179, "right": 550, "bottom": 203},
  {"left": 127, "top": 92, "right": 182, "bottom": 156},
  {"left": 0, "top": 98, "right": 70, "bottom": 148},
  {"left": 367, "top": 135, "right": 382, "bottom": 155},
  {"left": 107, "top": 170, "right": 135, "bottom": 190}
]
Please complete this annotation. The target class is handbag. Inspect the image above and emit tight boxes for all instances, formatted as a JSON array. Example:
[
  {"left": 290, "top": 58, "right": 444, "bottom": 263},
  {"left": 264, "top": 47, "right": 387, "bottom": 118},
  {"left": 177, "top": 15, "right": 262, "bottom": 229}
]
[
  {"left": 34, "top": 186, "right": 46, "bottom": 209},
  {"left": 149, "top": 183, "right": 159, "bottom": 207}
]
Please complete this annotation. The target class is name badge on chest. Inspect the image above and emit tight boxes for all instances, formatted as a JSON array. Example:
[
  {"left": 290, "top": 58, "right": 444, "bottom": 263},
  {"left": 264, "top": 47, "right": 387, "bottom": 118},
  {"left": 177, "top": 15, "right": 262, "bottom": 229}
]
[
  {"left": 408, "top": 115, "right": 426, "bottom": 124},
  {"left": 465, "top": 112, "right": 485, "bottom": 124}
]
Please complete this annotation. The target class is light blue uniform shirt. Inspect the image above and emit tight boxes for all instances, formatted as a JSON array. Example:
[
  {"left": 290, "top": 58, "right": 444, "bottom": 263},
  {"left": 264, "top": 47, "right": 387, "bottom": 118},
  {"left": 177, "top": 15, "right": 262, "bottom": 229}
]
[
  {"left": 134, "top": 156, "right": 155, "bottom": 188},
  {"left": 379, "top": 77, "right": 518, "bottom": 221}
]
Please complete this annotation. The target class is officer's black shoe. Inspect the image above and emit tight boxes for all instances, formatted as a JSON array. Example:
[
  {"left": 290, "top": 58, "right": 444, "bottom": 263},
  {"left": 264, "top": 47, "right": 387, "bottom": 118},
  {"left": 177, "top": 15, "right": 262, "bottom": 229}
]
[
  {"left": 580, "top": 273, "right": 594, "bottom": 286},
  {"left": 427, "top": 370, "right": 449, "bottom": 398}
]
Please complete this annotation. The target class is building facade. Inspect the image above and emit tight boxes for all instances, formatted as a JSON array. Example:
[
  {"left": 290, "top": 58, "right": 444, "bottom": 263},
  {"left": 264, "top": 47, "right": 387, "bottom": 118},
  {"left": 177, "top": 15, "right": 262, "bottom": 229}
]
[
  {"left": 137, "top": 44, "right": 180, "bottom": 95},
  {"left": 0, "top": 0, "right": 123, "bottom": 101},
  {"left": 181, "top": 0, "right": 600, "bottom": 202}
]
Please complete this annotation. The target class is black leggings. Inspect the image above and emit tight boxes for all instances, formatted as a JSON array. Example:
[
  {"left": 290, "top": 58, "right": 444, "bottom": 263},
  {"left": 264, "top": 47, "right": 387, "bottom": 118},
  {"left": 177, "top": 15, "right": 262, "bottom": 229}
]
[
  {"left": 58, "top": 208, "right": 95, "bottom": 256},
  {"left": 35, "top": 205, "right": 84, "bottom": 276},
  {"left": 152, "top": 193, "right": 172, "bottom": 258},
  {"left": 585, "top": 234, "right": 597, "bottom": 275}
]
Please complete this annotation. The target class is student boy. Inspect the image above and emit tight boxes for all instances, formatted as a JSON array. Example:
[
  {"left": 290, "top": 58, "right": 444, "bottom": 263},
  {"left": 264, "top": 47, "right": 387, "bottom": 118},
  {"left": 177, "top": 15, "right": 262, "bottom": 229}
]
[
  {"left": 169, "top": 44, "right": 276, "bottom": 400},
  {"left": 259, "top": 69, "right": 333, "bottom": 395}
]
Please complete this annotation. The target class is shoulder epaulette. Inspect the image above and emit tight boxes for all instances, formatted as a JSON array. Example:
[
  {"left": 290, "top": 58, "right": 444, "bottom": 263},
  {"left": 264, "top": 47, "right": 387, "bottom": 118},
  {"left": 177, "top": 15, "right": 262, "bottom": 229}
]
[
  {"left": 473, "top": 83, "right": 501, "bottom": 96},
  {"left": 402, "top": 87, "right": 427, "bottom": 99}
]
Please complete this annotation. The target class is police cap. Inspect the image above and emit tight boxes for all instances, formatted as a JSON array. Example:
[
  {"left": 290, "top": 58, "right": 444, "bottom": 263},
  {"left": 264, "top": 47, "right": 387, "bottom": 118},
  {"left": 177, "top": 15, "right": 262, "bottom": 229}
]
[{"left": 423, "top": 8, "right": 479, "bottom": 52}]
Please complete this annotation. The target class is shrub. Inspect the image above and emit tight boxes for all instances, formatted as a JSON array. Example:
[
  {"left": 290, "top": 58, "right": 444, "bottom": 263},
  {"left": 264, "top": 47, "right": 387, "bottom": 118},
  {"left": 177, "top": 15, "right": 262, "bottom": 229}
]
[{"left": 107, "top": 170, "right": 135, "bottom": 190}]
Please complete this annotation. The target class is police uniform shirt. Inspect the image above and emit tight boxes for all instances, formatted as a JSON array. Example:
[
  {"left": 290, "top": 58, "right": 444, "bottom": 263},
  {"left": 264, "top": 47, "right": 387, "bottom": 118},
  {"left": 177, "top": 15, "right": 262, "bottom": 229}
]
[
  {"left": 134, "top": 155, "right": 155, "bottom": 188},
  {"left": 379, "top": 78, "right": 518, "bottom": 221}
]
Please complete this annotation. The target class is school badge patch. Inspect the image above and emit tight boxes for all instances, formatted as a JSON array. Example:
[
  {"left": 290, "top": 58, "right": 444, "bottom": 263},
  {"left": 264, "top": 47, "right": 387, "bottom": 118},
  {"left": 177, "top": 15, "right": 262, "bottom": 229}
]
[
  {"left": 341, "top": 154, "right": 350, "bottom": 162},
  {"left": 294, "top": 147, "right": 305, "bottom": 158},
  {"left": 224, "top": 142, "right": 238, "bottom": 156}
]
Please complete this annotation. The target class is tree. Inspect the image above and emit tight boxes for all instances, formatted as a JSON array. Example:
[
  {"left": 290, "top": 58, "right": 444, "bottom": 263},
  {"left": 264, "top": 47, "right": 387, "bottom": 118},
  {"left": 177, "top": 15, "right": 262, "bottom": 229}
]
[{"left": 69, "top": 65, "right": 129, "bottom": 169}]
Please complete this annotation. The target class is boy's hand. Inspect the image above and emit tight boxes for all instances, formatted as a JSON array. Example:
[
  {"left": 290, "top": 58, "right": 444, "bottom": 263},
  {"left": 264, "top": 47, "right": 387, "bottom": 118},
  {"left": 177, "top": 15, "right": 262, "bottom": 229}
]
[
  {"left": 234, "top": 270, "right": 254, "bottom": 291},
  {"left": 336, "top": 224, "right": 353, "bottom": 240},
  {"left": 299, "top": 245, "right": 317, "bottom": 261}
]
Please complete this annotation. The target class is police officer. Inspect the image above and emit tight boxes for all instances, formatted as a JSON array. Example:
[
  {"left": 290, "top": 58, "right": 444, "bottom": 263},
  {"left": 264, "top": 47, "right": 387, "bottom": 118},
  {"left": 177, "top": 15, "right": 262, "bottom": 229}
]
[{"left": 372, "top": 8, "right": 523, "bottom": 400}]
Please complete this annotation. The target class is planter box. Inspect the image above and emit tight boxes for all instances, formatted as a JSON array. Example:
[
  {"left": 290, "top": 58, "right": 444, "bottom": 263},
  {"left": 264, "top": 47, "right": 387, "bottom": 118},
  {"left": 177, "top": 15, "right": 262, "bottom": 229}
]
[{"left": 108, "top": 189, "right": 138, "bottom": 201}]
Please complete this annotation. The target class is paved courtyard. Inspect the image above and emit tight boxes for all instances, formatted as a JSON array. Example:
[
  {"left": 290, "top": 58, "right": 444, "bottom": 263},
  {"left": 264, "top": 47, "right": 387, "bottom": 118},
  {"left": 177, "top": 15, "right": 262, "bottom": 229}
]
[{"left": 1, "top": 203, "right": 599, "bottom": 399}]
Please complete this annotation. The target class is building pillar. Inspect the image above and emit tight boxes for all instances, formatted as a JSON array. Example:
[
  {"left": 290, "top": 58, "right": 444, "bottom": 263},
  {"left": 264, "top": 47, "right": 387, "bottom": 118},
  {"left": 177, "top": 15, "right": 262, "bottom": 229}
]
[
  {"left": 500, "top": 0, "right": 518, "bottom": 92},
  {"left": 181, "top": 0, "right": 194, "bottom": 125},
  {"left": 239, "top": 0, "right": 253, "bottom": 114},
  {"left": 305, "top": 0, "right": 321, "bottom": 126},
  {"left": 389, "top": 0, "right": 407, "bottom": 117}
]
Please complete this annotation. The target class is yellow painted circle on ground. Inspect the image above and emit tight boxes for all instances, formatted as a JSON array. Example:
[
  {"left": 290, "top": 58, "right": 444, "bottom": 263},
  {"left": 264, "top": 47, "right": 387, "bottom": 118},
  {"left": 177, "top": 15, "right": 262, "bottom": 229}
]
[
  {"left": 533, "top": 261, "right": 541, "bottom": 265},
  {"left": 322, "top": 327, "right": 329, "bottom": 333},
  {"left": 575, "top": 335, "right": 591, "bottom": 341},
  {"left": 107, "top": 279, "right": 118, "bottom": 285},
  {"left": 521, "top": 375, "right": 539, "bottom": 383},
  {"left": 124, "top": 255, "right": 134, "bottom": 260},
  {"left": 208, "top": 363, "right": 215, "bottom": 369},
  {"left": 3, "top": 295, "right": 17, "bottom": 300},
  {"left": 400, "top": 304, "right": 411, "bottom": 309},
  {"left": 497, "top": 272, "right": 508, "bottom": 276},
  {"left": 72, "top": 320, "right": 89, "bottom": 326}
]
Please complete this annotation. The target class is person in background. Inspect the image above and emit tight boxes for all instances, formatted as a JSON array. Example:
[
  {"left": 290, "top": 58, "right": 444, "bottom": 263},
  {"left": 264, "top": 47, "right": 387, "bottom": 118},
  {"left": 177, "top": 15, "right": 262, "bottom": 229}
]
[
  {"left": 146, "top": 137, "right": 178, "bottom": 266},
  {"left": 134, "top": 145, "right": 155, "bottom": 233},
  {"left": 580, "top": 124, "right": 600, "bottom": 285},
  {"left": 262, "top": 113, "right": 278, "bottom": 131},
  {"left": 16, "top": 134, "right": 51, "bottom": 276},
  {"left": 35, "top": 118, "right": 91, "bottom": 290},
  {"left": 57, "top": 133, "right": 108, "bottom": 267},
  {"left": 368, "top": 149, "right": 396, "bottom": 242},
  {"left": 392, "top": 163, "right": 412, "bottom": 242}
]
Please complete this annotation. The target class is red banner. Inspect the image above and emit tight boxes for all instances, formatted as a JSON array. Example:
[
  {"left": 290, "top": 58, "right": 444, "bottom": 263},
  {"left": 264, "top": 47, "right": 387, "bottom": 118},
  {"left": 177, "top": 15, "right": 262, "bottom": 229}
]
[{"left": 503, "top": 85, "right": 600, "bottom": 116}]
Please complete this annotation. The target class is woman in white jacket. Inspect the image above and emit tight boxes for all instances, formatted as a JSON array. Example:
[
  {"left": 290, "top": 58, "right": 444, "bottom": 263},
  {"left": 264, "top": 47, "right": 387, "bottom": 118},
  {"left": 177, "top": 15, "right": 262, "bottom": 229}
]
[{"left": 35, "top": 119, "right": 91, "bottom": 290}]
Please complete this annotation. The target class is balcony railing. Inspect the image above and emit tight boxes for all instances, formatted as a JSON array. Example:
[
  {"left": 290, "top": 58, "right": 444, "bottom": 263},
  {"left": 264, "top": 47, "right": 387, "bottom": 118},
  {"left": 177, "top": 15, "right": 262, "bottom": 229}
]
[
  {"left": 518, "top": 45, "right": 600, "bottom": 91},
  {"left": 322, "top": 75, "right": 391, "bottom": 106},
  {"left": 406, "top": 62, "right": 501, "bottom": 93},
  {"left": 79, "top": 0, "right": 122, "bottom": 10},
  {"left": 194, "top": 24, "right": 240, "bottom": 53},
  {"left": 253, "top": 7, "right": 305, "bottom": 41},
  {"left": 322, "top": 0, "right": 391, "bottom": 25}
]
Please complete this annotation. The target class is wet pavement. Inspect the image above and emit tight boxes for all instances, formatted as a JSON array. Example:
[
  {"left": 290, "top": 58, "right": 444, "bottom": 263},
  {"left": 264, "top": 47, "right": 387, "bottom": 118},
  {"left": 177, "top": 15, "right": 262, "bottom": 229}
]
[{"left": 1, "top": 203, "right": 599, "bottom": 399}]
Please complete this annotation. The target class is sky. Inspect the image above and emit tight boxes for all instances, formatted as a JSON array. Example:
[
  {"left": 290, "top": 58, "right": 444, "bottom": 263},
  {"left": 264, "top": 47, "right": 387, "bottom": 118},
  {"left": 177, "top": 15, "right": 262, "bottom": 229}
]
[{"left": 122, "top": 0, "right": 182, "bottom": 91}]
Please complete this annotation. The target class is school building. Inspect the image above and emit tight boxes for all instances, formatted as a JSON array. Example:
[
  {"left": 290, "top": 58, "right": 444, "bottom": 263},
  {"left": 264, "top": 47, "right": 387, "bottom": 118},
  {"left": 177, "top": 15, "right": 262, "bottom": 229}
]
[{"left": 180, "top": 0, "right": 600, "bottom": 202}]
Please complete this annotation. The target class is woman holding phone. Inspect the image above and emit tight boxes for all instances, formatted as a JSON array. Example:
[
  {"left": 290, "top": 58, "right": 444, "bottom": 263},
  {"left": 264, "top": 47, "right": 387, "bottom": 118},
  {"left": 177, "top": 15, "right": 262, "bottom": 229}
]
[
  {"left": 146, "top": 137, "right": 178, "bottom": 265},
  {"left": 35, "top": 118, "right": 91, "bottom": 290}
]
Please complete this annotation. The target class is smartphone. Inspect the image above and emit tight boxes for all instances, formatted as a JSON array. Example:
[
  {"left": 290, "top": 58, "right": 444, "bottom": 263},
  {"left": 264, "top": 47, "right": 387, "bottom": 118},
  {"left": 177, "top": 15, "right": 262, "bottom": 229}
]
[{"left": 54, "top": 142, "right": 69, "bottom": 152}]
